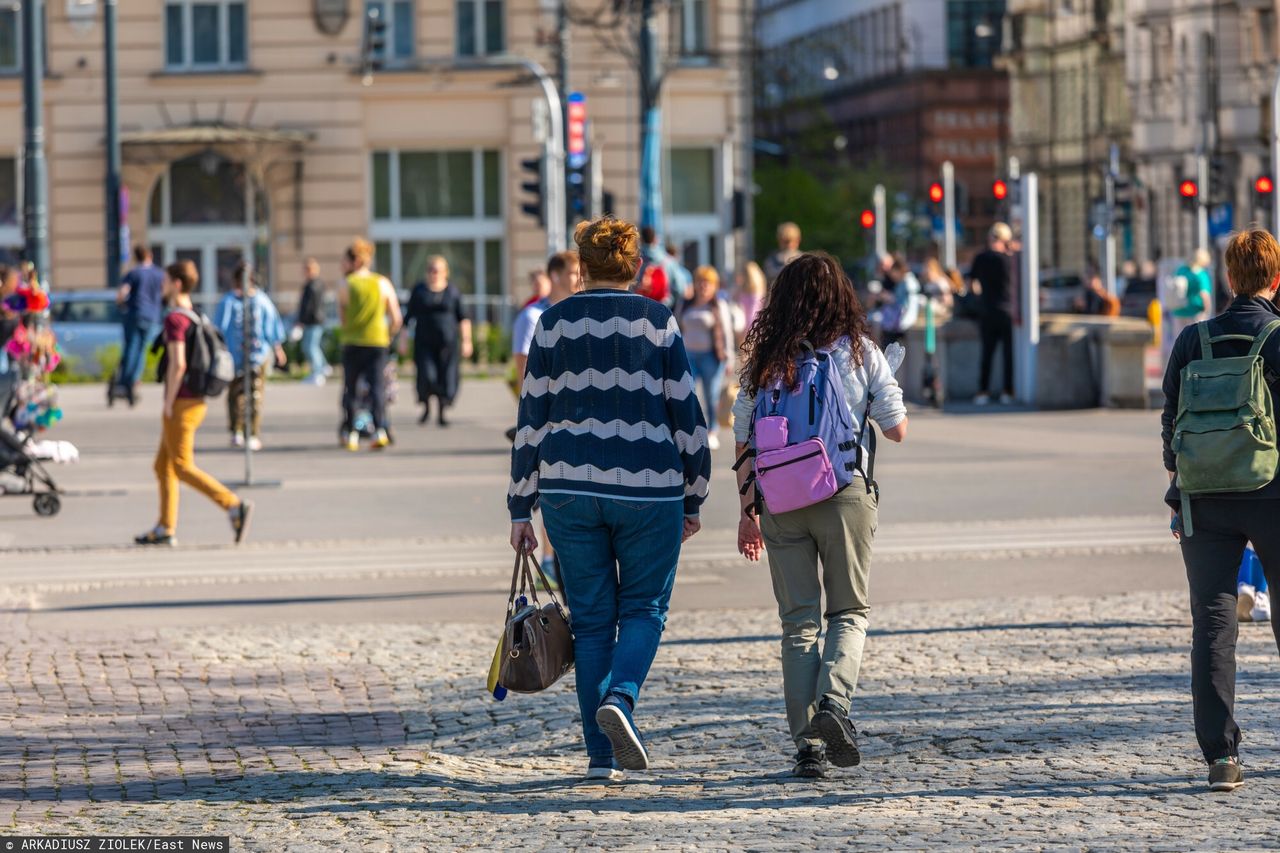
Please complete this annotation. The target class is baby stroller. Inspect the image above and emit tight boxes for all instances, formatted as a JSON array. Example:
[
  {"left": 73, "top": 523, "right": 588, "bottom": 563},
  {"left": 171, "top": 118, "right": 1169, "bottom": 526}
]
[
  {"left": 0, "top": 421, "right": 62, "bottom": 516},
  {"left": 339, "top": 350, "right": 400, "bottom": 444}
]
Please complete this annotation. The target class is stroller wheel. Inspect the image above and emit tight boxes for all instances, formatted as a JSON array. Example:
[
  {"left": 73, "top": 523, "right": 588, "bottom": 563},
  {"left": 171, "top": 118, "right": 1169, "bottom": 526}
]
[{"left": 33, "top": 493, "right": 61, "bottom": 517}]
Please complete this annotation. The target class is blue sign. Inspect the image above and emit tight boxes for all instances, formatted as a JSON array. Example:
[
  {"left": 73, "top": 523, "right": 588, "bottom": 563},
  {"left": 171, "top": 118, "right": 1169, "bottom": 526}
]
[{"left": 1209, "top": 203, "right": 1234, "bottom": 239}]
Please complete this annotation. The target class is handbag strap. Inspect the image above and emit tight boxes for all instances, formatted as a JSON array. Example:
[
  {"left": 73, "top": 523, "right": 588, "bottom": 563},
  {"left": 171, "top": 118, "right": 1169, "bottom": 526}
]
[{"left": 523, "top": 549, "right": 570, "bottom": 613}]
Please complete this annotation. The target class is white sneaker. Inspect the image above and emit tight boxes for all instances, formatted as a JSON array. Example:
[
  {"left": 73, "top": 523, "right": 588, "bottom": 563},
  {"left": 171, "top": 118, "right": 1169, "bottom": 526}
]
[
  {"left": 583, "top": 766, "right": 625, "bottom": 783},
  {"left": 1252, "top": 589, "right": 1271, "bottom": 624},
  {"left": 344, "top": 431, "right": 360, "bottom": 452},
  {"left": 1238, "top": 583, "right": 1257, "bottom": 622},
  {"left": 707, "top": 432, "right": 721, "bottom": 451},
  {"left": 247, "top": 436, "right": 263, "bottom": 452},
  {"left": 999, "top": 393, "right": 1015, "bottom": 406},
  {"left": 973, "top": 393, "right": 991, "bottom": 406},
  {"left": 231, "top": 432, "right": 245, "bottom": 448}
]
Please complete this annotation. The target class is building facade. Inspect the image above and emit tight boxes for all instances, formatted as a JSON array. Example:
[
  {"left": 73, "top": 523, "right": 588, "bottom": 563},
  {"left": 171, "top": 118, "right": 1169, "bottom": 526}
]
[
  {"left": 1125, "top": 0, "right": 1280, "bottom": 265},
  {"left": 755, "top": 0, "right": 1008, "bottom": 260},
  {"left": 1002, "top": 0, "right": 1130, "bottom": 275},
  {"left": 0, "top": 0, "right": 751, "bottom": 320}
]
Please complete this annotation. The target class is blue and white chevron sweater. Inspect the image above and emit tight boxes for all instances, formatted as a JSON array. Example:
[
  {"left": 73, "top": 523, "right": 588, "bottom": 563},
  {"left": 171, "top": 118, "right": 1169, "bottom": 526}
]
[{"left": 508, "top": 289, "right": 712, "bottom": 522}]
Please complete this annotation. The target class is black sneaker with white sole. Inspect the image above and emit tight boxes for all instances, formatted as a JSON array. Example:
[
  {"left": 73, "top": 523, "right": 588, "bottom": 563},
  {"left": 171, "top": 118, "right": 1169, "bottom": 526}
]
[
  {"left": 231, "top": 501, "right": 254, "bottom": 545},
  {"left": 135, "top": 529, "right": 176, "bottom": 547},
  {"left": 595, "top": 695, "right": 649, "bottom": 771},
  {"left": 1209, "top": 757, "right": 1243, "bottom": 792},
  {"left": 812, "top": 698, "right": 861, "bottom": 768}
]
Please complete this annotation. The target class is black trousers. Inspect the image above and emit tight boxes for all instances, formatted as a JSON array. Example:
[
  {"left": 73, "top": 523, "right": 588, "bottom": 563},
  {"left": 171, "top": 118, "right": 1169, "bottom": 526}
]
[
  {"left": 979, "top": 309, "right": 1014, "bottom": 396},
  {"left": 341, "top": 345, "right": 388, "bottom": 432},
  {"left": 1179, "top": 498, "right": 1280, "bottom": 762}
]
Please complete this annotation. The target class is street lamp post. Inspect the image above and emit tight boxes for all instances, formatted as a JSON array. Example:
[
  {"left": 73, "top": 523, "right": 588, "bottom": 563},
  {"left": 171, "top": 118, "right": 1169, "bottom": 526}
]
[
  {"left": 21, "top": 0, "right": 49, "bottom": 280},
  {"left": 105, "top": 0, "right": 122, "bottom": 290},
  {"left": 1271, "top": 65, "right": 1280, "bottom": 237}
]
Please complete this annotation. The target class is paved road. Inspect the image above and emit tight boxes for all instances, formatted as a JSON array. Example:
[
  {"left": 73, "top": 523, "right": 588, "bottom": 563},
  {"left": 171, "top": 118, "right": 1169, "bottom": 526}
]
[
  {"left": 4, "top": 592, "right": 1280, "bottom": 850},
  {"left": 2, "top": 382, "right": 1180, "bottom": 628}
]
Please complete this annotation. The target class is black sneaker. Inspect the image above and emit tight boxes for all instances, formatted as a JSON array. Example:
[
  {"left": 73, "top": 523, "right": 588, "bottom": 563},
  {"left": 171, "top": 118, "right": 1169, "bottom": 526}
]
[
  {"left": 1209, "top": 756, "right": 1243, "bottom": 792},
  {"left": 231, "top": 501, "right": 255, "bottom": 545},
  {"left": 135, "top": 530, "right": 175, "bottom": 547},
  {"left": 792, "top": 746, "right": 826, "bottom": 779},
  {"left": 812, "top": 698, "right": 861, "bottom": 768}
]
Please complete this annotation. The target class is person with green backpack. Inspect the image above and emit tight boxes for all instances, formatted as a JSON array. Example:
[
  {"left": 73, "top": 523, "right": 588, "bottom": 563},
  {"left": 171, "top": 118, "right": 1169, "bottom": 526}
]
[{"left": 1162, "top": 228, "right": 1280, "bottom": 793}]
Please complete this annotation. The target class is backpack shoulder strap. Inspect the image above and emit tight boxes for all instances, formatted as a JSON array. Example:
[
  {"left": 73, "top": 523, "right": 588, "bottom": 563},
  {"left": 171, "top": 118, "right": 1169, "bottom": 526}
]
[
  {"left": 1248, "top": 319, "right": 1280, "bottom": 358},
  {"left": 1197, "top": 322, "right": 1213, "bottom": 360}
]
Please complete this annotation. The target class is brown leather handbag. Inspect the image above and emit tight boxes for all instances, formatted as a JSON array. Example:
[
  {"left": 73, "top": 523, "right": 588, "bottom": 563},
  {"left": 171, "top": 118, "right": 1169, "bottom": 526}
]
[{"left": 498, "top": 550, "right": 574, "bottom": 693}]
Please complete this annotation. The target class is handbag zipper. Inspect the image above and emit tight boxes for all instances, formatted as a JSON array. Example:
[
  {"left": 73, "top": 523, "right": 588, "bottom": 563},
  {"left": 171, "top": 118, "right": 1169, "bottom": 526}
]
[{"left": 758, "top": 449, "right": 823, "bottom": 474}]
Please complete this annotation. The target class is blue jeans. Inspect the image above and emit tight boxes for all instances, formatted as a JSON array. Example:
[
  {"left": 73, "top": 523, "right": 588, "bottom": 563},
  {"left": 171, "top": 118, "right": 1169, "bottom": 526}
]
[
  {"left": 301, "top": 325, "right": 327, "bottom": 377},
  {"left": 541, "top": 494, "right": 685, "bottom": 762},
  {"left": 687, "top": 350, "right": 725, "bottom": 429},
  {"left": 120, "top": 318, "right": 158, "bottom": 387}
]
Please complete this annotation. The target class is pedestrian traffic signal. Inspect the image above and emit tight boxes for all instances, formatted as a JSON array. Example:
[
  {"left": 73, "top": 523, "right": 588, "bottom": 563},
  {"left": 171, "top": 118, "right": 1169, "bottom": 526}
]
[
  {"left": 567, "top": 158, "right": 588, "bottom": 221},
  {"left": 360, "top": 6, "right": 387, "bottom": 85},
  {"left": 520, "top": 156, "right": 545, "bottom": 227},
  {"left": 1179, "top": 179, "right": 1199, "bottom": 213},
  {"left": 992, "top": 180, "right": 1008, "bottom": 201},
  {"left": 928, "top": 182, "right": 944, "bottom": 204},
  {"left": 859, "top": 209, "right": 875, "bottom": 229}
]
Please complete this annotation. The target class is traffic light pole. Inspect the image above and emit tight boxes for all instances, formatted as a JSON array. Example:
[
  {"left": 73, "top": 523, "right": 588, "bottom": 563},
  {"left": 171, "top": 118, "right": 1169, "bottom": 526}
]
[
  {"left": 942, "top": 161, "right": 956, "bottom": 269},
  {"left": 1103, "top": 143, "right": 1118, "bottom": 298},
  {"left": 1195, "top": 151, "right": 1210, "bottom": 253},
  {"left": 872, "top": 184, "right": 887, "bottom": 258},
  {"left": 21, "top": 0, "right": 49, "bottom": 281},
  {"left": 1272, "top": 66, "right": 1280, "bottom": 237},
  {"left": 1016, "top": 172, "right": 1040, "bottom": 406},
  {"left": 104, "top": 0, "right": 122, "bottom": 291}
]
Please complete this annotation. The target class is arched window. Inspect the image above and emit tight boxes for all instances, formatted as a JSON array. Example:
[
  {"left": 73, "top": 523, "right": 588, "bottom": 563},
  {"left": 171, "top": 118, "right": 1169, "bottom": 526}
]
[{"left": 149, "top": 152, "right": 251, "bottom": 226}]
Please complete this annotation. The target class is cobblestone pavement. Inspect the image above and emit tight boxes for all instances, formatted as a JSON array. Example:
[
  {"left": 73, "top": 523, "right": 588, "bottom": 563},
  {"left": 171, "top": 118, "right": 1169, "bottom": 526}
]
[{"left": 5, "top": 591, "right": 1280, "bottom": 851}]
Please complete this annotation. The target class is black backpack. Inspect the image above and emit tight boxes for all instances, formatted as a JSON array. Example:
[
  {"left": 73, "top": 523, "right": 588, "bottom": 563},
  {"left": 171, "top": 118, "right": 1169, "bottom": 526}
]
[{"left": 159, "top": 308, "right": 235, "bottom": 398}]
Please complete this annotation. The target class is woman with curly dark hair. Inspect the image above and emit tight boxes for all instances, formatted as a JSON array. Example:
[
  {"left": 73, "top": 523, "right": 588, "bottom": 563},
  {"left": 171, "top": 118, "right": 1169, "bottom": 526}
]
[{"left": 732, "top": 251, "right": 908, "bottom": 780}]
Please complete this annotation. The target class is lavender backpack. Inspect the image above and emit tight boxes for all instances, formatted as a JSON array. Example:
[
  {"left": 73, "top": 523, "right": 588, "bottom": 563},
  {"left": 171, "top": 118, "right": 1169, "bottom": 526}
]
[{"left": 734, "top": 340, "right": 876, "bottom": 515}]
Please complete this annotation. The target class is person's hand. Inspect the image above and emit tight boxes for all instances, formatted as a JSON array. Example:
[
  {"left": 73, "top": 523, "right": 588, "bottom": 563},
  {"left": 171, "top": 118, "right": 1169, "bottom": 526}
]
[
  {"left": 682, "top": 516, "right": 701, "bottom": 543},
  {"left": 738, "top": 513, "right": 763, "bottom": 561},
  {"left": 163, "top": 401, "right": 174, "bottom": 420},
  {"left": 462, "top": 339, "right": 475, "bottom": 360},
  {"left": 511, "top": 521, "right": 538, "bottom": 553}
]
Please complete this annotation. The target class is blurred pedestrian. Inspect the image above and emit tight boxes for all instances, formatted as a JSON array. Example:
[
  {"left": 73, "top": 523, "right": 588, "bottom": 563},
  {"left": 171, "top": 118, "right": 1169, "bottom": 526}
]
[
  {"left": 1077, "top": 274, "right": 1120, "bottom": 316},
  {"left": 136, "top": 260, "right": 253, "bottom": 548},
  {"left": 339, "top": 238, "right": 402, "bottom": 451},
  {"left": 1162, "top": 228, "right": 1280, "bottom": 793},
  {"left": 113, "top": 245, "right": 165, "bottom": 407},
  {"left": 666, "top": 242, "right": 693, "bottom": 305},
  {"left": 296, "top": 258, "right": 330, "bottom": 386},
  {"left": 733, "top": 251, "right": 908, "bottom": 779},
  {"left": 969, "top": 223, "right": 1016, "bottom": 405},
  {"left": 679, "top": 266, "right": 735, "bottom": 451},
  {"left": 732, "top": 261, "right": 768, "bottom": 341},
  {"left": 1170, "top": 248, "right": 1213, "bottom": 337},
  {"left": 1238, "top": 546, "right": 1271, "bottom": 624},
  {"left": 0, "top": 266, "right": 20, "bottom": 415},
  {"left": 881, "top": 257, "right": 921, "bottom": 347},
  {"left": 763, "top": 222, "right": 803, "bottom": 287},
  {"left": 214, "top": 262, "right": 286, "bottom": 452},
  {"left": 509, "top": 215, "right": 709, "bottom": 782},
  {"left": 407, "top": 255, "right": 473, "bottom": 427},
  {"left": 522, "top": 269, "right": 551, "bottom": 309},
  {"left": 922, "top": 258, "right": 955, "bottom": 314},
  {"left": 635, "top": 226, "right": 673, "bottom": 307}
]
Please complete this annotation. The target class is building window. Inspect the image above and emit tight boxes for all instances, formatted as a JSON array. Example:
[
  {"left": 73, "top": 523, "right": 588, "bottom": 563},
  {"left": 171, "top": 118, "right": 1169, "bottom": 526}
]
[
  {"left": 165, "top": 1, "right": 248, "bottom": 71},
  {"left": 0, "top": 7, "right": 16, "bottom": 73},
  {"left": 667, "top": 148, "right": 716, "bottom": 215},
  {"left": 947, "top": 0, "right": 1004, "bottom": 68},
  {"left": 456, "top": 0, "right": 504, "bottom": 57},
  {"left": 672, "top": 0, "right": 710, "bottom": 57},
  {"left": 370, "top": 149, "right": 503, "bottom": 316},
  {"left": 366, "top": 1, "right": 415, "bottom": 63}
]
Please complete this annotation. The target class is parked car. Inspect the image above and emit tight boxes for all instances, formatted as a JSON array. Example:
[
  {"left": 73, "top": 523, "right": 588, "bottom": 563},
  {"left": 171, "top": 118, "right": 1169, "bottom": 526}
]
[
  {"left": 48, "top": 290, "right": 124, "bottom": 378},
  {"left": 1039, "top": 270, "right": 1085, "bottom": 313}
]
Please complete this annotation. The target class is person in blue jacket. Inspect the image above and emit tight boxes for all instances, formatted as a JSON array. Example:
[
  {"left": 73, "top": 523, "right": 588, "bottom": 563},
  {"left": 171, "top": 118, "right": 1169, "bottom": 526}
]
[{"left": 214, "top": 261, "right": 286, "bottom": 451}]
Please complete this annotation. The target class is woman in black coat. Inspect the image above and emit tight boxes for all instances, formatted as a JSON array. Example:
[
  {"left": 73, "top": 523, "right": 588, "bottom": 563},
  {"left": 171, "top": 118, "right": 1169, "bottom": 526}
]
[{"left": 406, "top": 255, "right": 473, "bottom": 426}]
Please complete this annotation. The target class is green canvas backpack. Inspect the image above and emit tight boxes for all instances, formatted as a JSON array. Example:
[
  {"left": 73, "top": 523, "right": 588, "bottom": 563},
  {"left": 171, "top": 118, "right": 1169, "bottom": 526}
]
[{"left": 1173, "top": 319, "right": 1280, "bottom": 536}]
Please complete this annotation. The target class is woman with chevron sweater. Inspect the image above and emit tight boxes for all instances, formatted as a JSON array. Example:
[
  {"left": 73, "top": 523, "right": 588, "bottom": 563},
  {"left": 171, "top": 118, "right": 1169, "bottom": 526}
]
[{"left": 508, "top": 216, "right": 711, "bottom": 783}]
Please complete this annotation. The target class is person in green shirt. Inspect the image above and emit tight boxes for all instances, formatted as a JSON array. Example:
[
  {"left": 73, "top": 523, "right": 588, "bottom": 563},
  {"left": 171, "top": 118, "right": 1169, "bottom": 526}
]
[
  {"left": 338, "top": 238, "right": 402, "bottom": 451},
  {"left": 1172, "top": 249, "right": 1213, "bottom": 321}
]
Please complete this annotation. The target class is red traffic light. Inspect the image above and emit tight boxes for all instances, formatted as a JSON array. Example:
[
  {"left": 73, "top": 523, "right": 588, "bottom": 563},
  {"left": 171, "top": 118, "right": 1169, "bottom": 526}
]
[
  {"left": 928, "top": 182, "right": 944, "bottom": 204},
  {"left": 1179, "top": 179, "right": 1199, "bottom": 199},
  {"left": 859, "top": 209, "right": 875, "bottom": 229},
  {"left": 992, "top": 180, "right": 1008, "bottom": 201},
  {"left": 1257, "top": 175, "right": 1274, "bottom": 195}
]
